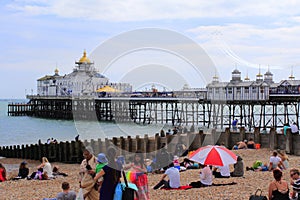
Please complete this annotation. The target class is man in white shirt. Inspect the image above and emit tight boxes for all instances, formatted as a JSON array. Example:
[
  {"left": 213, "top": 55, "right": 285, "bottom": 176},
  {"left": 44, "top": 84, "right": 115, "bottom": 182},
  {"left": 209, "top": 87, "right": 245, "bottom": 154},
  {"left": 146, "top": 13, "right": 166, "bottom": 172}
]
[
  {"left": 213, "top": 165, "right": 230, "bottom": 178},
  {"left": 269, "top": 151, "right": 285, "bottom": 171},
  {"left": 291, "top": 123, "right": 299, "bottom": 134},
  {"left": 153, "top": 163, "right": 180, "bottom": 189}
]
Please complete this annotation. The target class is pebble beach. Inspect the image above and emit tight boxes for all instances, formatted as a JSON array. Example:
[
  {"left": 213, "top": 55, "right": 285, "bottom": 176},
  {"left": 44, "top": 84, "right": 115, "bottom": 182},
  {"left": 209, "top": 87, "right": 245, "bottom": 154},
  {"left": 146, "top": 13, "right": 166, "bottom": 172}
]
[{"left": 0, "top": 148, "right": 299, "bottom": 200}]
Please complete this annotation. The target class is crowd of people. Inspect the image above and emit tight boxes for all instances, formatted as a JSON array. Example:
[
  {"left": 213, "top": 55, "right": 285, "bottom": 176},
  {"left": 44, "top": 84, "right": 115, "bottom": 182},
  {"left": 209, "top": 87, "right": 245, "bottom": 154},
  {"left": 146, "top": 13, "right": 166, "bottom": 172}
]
[{"left": 1, "top": 143, "right": 300, "bottom": 200}]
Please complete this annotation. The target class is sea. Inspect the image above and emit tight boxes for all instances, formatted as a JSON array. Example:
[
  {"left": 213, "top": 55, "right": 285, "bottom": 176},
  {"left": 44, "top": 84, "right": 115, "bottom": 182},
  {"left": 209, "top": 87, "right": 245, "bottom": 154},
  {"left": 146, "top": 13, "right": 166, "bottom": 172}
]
[{"left": 0, "top": 99, "right": 167, "bottom": 147}]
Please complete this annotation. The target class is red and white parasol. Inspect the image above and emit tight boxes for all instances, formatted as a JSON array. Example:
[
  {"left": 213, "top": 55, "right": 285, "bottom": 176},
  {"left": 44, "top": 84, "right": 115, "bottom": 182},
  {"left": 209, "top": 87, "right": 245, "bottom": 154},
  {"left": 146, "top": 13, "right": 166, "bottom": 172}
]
[{"left": 189, "top": 145, "right": 237, "bottom": 166}]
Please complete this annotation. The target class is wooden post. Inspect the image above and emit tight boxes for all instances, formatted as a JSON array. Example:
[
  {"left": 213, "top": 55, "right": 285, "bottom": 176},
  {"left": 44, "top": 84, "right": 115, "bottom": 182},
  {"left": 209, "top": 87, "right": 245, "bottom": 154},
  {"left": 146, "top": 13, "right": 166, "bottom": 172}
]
[
  {"left": 154, "top": 134, "right": 161, "bottom": 151},
  {"left": 239, "top": 127, "right": 245, "bottom": 142},
  {"left": 144, "top": 134, "right": 149, "bottom": 153},
  {"left": 224, "top": 128, "right": 230, "bottom": 148},
  {"left": 269, "top": 128, "right": 276, "bottom": 150},
  {"left": 254, "top": 127, "right": 260, "bottom": 144},
  {"left": 286, "top": 128, "right": 293, "bottom": 154},
  {"left": 127, "top": 136, "right": 132, "bottom": 153}
]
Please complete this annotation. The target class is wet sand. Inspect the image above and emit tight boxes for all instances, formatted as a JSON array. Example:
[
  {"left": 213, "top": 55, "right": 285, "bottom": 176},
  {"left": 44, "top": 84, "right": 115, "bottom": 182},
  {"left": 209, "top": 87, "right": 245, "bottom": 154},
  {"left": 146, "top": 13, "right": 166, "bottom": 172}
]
[{"left": 0, "top": 148, "right": 299, "bottom": 200}]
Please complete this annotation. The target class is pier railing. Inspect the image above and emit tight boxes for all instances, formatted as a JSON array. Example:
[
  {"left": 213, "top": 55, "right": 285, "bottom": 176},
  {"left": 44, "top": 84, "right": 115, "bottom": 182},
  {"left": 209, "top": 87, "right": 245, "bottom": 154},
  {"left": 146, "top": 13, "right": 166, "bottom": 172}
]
[{"left": 0, "top": 127, "right": 299, "bottom": 163}]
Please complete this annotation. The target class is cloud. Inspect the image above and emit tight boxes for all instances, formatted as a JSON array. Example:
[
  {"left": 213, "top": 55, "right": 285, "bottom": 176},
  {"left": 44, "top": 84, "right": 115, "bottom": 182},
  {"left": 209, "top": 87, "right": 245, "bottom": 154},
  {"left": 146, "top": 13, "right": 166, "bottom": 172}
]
[
  {"left": 5, "top": 0, "right": 300, "bottom": 21},
  {"left": 187, "top": 23, "right": 300, "bottom": 81}
]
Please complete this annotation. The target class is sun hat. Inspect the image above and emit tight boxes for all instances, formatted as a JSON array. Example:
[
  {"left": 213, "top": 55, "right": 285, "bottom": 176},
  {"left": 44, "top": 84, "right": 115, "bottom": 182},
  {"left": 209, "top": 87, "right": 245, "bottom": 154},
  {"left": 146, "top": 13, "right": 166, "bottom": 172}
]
[{"left": 97, "top": 153, "right": 108, "bottom": 163}]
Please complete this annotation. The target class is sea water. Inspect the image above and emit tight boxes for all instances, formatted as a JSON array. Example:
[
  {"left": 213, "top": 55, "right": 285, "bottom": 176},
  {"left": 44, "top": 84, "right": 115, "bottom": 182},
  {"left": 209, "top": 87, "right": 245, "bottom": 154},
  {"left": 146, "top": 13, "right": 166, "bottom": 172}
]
[{"left": 0, "top": 99, "right": 166, "bottom": 146}]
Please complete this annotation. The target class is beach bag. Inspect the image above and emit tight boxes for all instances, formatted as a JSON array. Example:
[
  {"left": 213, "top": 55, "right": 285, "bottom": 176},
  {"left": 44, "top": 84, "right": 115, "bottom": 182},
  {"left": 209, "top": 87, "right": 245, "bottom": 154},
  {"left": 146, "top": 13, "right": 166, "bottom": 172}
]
[
  {"left": 113, "top": 183, "right": 123, "bottom": 200},
  {"left": 122, "top": 171, "right": 135, "bottom": 200},
  {"left": 249, "top": 189, "right": 267, "bottom": 200},
  {"left": 76, "top": 188, "right": 84, "bottom": 200}
]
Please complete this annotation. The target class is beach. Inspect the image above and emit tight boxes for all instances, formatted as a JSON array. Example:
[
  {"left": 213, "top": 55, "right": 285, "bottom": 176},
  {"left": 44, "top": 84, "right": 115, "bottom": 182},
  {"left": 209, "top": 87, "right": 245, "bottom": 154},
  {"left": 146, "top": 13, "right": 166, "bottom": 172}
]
[{"left": 0, "top": 148, "right": 299, "bottom": 200}]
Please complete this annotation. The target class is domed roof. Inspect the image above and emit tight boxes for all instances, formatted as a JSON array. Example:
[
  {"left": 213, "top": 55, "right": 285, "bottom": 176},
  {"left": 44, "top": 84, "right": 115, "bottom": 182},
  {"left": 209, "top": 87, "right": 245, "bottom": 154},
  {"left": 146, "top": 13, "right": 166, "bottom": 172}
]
[
  {"left": 54, "top": 68, "right": 59, "bottom": 76},
  {"left": 232, "top": 69, "right": 241, "bottom": 73},
  {"left": 264, "top": 71, "right": 273, "bottom": 75},
  {"left": 78, "top": 50, "right": 91, "bottom": 63}
]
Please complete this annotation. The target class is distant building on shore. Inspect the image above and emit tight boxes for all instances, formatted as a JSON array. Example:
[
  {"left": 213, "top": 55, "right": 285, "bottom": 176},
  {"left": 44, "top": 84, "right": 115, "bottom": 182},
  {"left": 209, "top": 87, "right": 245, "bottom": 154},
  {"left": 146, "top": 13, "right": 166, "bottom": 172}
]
[{"left": 37, "top": 50, "right": 132, "bottom": 96}]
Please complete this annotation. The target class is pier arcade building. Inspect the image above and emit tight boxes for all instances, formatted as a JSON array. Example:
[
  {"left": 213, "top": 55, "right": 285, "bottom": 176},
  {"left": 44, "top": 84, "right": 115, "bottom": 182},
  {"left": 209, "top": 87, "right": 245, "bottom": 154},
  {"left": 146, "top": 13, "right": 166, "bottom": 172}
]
[{"left": 37, "top": 50, "right": 132, "bottom": 96}]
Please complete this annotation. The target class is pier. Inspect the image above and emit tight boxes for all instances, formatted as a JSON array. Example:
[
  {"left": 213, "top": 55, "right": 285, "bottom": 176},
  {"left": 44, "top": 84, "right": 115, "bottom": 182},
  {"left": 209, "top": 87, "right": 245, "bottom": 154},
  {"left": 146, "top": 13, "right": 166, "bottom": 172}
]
[{"left": 7, "top": 94, "right": 300, "bottom": 130}]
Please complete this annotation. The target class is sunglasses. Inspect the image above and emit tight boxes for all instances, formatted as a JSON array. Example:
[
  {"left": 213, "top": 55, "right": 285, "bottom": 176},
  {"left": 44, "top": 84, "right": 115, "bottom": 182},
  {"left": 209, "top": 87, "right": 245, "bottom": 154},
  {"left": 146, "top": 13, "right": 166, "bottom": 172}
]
[{"left": 290, "top": 173, "right": 297, "bottom": 177}]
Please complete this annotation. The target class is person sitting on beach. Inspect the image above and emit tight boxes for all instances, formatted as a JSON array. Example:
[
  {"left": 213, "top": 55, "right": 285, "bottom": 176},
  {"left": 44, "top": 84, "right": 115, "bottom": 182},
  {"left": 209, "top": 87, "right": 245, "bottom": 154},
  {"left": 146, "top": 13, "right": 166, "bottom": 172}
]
[
  {"left": 277, "top": 150, "right": 289, "bottom": 169},
  {"left": 247, "top": 138, "right": 255, "bottom": 149},
  {"left": 180, "top": 158, "right": 199, "bottom": 169},
  {"left": 232, "top": 140, "right": 247, "bottom": 150},
  {"left": 52, "top": 165, "right": 68, "bottom": 177},
  {"left": 56, "top": 181, "right": 77, "bottom": 200},
  {"left": 199, "top": 164, "right": 213, "bottom": 187},
  {"left": 37, "top": 157, "right": 53, "bottom": 179},
  {"left": 230, "top": 155, "right": 244, "bottom": 177},
  {"left": 17, "top": 161, "right": 29, "bottom": 179},
  {"left": 0, "top": 163, "right": 7, "bottom": 182},
  {"left": 79, "top": 146, "right": 99, "bottom": 200},
  {"left": 268, "top": 169, "right": 289, "bottom": 200},
  {"left": 189, "top": 164, "right": 213, "bottom": 188},
  {"left": 212, "top": 165, "right": 230, "bottom": 178},
  {"left": 153, "top": 163, "right": 181, "bottom": 190},
  {"left": 290, "top": 168, "right": 300, "bottom": 200},
  {"left": 269, "top": 151, "right": 285, "bottom": 171}
]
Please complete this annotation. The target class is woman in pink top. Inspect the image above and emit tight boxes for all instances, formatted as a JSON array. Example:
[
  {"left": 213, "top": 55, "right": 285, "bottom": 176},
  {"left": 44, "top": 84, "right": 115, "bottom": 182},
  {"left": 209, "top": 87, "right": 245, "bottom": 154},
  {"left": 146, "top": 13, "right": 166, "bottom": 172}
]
[{"left": 0, "top": 163, "right": 7, "bottom": 182}]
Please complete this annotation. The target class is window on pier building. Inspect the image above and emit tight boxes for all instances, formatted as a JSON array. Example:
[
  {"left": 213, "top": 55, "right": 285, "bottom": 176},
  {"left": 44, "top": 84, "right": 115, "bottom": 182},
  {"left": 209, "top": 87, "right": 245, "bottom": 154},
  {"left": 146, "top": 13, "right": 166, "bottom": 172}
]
[
  {"left": 227, "top": 87, "right": 232, "bottom": 94},
  {"left": 236, "top": 87, "right": 241, "bottom": 93},
  {"left": 260, "top": 87, "right": 264, "bottom": 93},
  {"left": 245, "top": 87, "right": 249, "bottom": 93},
  {"left": 252, "top": 87, "right": 257, "bottom": 93},
  {"left": 215, "top": 88, "right": 219, "bottom": 94}
]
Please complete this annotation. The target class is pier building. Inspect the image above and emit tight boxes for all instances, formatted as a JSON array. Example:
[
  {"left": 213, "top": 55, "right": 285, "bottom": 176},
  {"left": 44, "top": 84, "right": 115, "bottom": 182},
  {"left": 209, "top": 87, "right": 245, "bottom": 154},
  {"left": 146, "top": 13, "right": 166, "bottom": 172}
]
[{"left": 37, "top": 50, "right": 132, "bottom": 96}]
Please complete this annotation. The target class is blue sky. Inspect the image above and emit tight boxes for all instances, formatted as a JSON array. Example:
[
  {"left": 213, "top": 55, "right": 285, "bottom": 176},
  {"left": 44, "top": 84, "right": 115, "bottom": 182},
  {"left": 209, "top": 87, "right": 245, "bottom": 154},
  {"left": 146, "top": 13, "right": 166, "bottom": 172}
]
[{"left": 1, "top": 0, "right": 300, "bottom": 98}]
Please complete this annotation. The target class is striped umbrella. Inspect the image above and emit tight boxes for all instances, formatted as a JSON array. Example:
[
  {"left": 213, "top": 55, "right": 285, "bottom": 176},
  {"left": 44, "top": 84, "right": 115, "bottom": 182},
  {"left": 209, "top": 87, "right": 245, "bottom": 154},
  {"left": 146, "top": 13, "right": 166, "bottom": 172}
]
[{"left": 189, "top": 145, "right": 237, "bottom": 166}]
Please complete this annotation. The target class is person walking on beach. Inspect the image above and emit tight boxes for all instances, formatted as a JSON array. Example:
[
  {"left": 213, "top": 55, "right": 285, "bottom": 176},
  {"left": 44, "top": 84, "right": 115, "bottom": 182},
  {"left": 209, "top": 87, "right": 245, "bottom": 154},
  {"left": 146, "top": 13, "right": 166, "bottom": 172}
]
[
  {"left": 126, "top": 150, "right": 149, "bottom": 200},
  {"left": 94, "top": 146, "right": 121, "bottom": 200},
  {"left": 268, "top": 169, "right": 289, "bottom": 200},
  {"left": 57, "top": 181, "right": 77, "bottom": 200},
  {"left": 79, "top": 146, "right": 99, "bottom": 200},
  {"left": 290, "top": 168, "right": 300, "bottom": 200},
  {"left": 0, "top": 163, "right": 7, "bottom": 182}
]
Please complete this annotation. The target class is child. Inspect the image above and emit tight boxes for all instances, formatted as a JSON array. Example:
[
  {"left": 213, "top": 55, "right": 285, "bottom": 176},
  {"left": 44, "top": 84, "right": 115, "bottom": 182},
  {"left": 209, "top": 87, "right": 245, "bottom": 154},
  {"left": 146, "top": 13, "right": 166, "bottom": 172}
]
[{"left": 94, "top": 153, "right": 108, "bottom": 191}]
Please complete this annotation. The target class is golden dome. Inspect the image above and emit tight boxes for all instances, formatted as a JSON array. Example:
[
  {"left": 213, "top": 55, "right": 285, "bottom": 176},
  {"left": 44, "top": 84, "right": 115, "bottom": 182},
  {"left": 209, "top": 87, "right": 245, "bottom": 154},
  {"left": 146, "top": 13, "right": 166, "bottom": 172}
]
[
  {"left": 79, "top": 50, "right": 91, "bottom": 63},
  {"left": 54, "top": 68, "right": 59, "bottom": 74}
]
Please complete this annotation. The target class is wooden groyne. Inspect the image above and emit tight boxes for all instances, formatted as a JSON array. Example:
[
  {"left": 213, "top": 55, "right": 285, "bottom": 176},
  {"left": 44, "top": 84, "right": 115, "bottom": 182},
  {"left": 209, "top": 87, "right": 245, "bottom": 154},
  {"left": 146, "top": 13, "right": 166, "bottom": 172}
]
[{"left": 0, "top": 127, "right": 299, "bottom": 163}]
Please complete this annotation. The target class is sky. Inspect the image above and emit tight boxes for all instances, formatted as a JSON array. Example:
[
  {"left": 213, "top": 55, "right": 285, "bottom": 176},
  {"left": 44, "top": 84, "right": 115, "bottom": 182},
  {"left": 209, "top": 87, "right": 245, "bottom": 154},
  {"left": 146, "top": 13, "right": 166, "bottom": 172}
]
[{"left": 1, "top": 0, "right": 300, "bottom": 99}]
